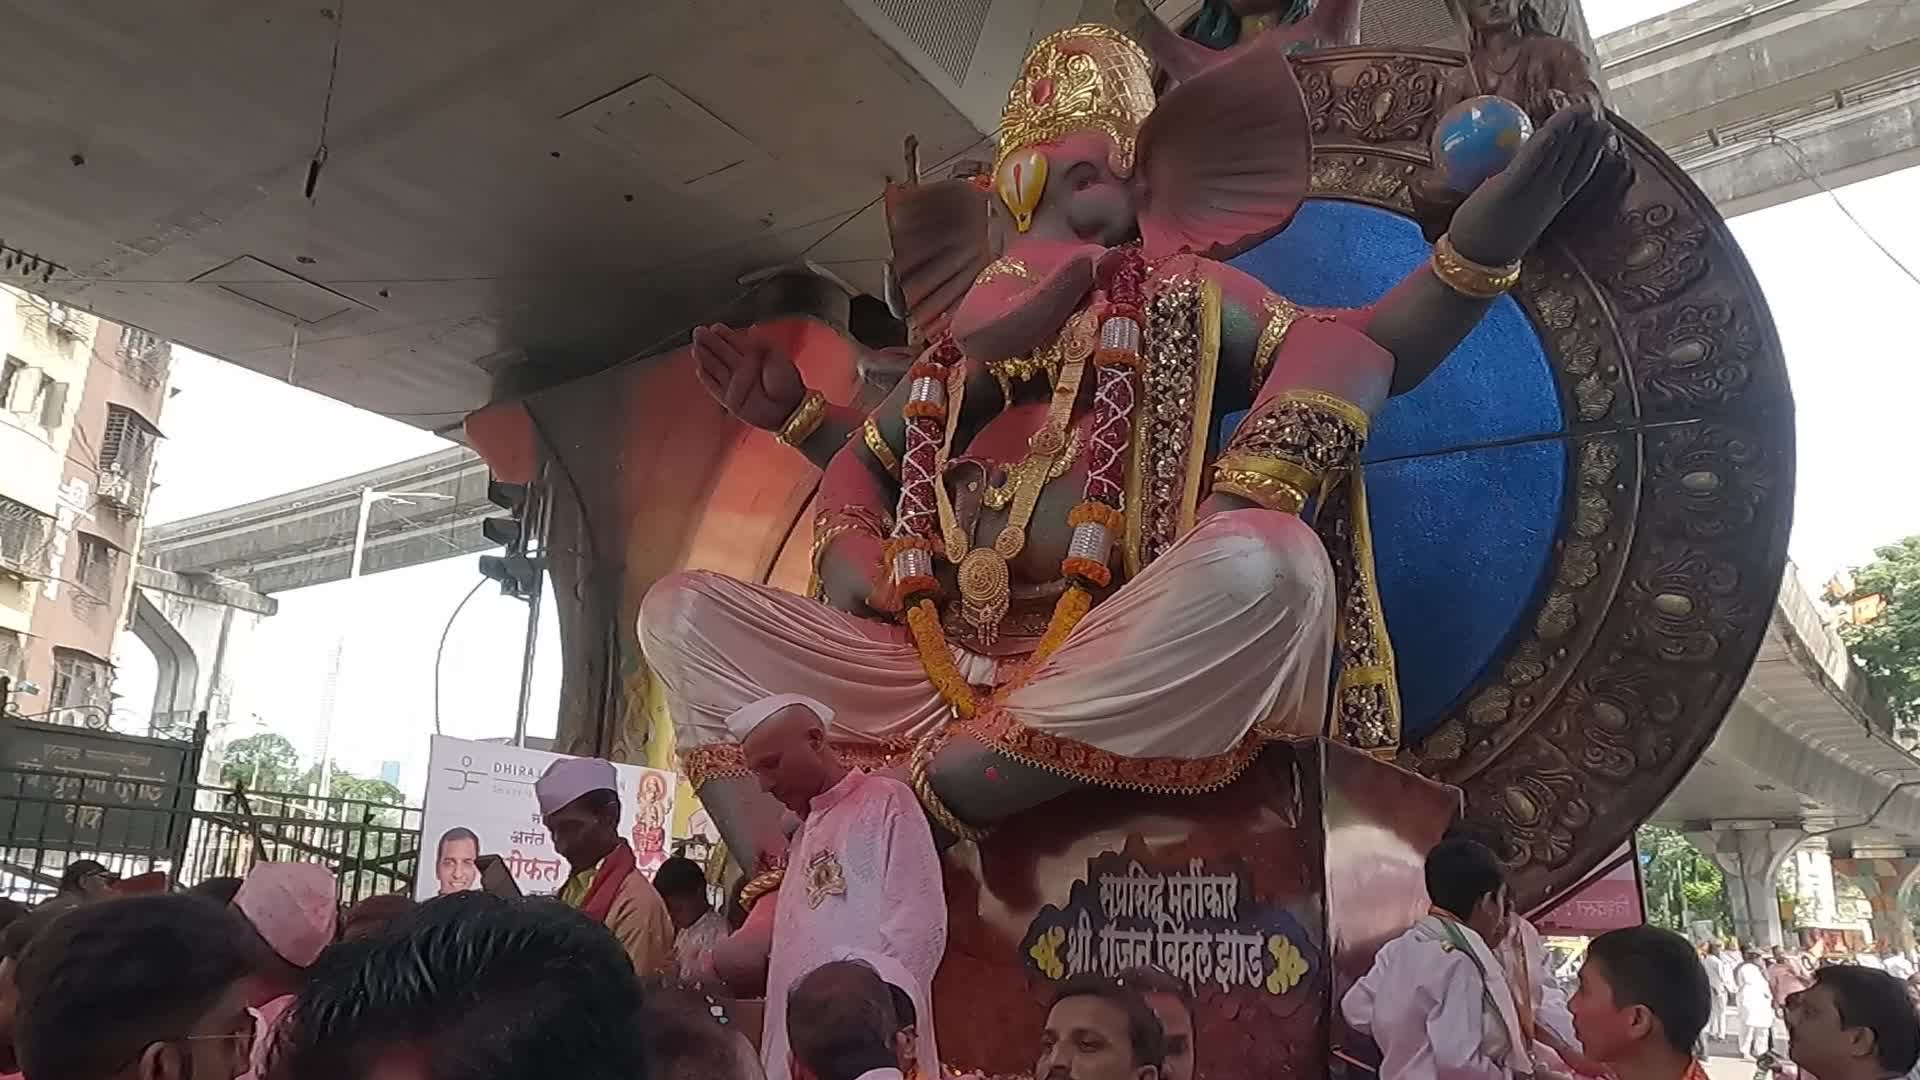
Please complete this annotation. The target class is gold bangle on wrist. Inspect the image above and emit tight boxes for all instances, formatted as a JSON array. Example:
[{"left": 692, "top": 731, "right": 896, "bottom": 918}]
[
  {"left": 908, "top": 732, "right": 989, "bottom": 844},
  {"left": 1431, "top": 234, "right": 1522, "bottom": 300},
  {"left": 777, "top": 390, "right": 828, "bottom": 447},
  {"left": 861, "top": 417, "right": 902, "bottom": 479}
]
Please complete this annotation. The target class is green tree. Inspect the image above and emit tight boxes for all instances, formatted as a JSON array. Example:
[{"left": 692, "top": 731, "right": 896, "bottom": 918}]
[
  {"left": 1638, "top": 824, "right": 1731, "bottom": 935},
  {"left": 330, "top": 774, "right": 406, "bottom": 807},
  {"left": 219, "top": 733, "right": 303, "bottom": 793},
  {"left": 1837, "top": 535, "right": 1920, "bottom": 725}
]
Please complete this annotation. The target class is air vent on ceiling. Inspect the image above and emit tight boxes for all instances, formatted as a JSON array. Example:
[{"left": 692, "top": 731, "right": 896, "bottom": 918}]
[
  {"left": 871, "top": 0, "right": 993, "bottom": 83},
  {"left": 561, "top": 76, "right": 769, "bottom": 193},
  {"left": 192, "top": 256, "right": 368, "bottom": 325}
]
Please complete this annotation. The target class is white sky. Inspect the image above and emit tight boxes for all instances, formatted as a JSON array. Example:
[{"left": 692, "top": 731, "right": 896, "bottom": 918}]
[
  {"left": 110, "top": 0, "right": 1920, "bottom": 802},
  {"left": 112, "top": 354, "right": 562, "bottom": 800}
]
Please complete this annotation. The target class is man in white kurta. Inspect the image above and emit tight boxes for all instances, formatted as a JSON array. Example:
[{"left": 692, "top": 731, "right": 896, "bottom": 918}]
[
  {"left": 1344, "top": 839, "right": 1531, "bottom": 1080},
  {"left": 1501, "top": 912, "right": 1604, "bottom": 1077},
  {"left": 728, "top": 694, "right": 948, "bottom": 1080}
]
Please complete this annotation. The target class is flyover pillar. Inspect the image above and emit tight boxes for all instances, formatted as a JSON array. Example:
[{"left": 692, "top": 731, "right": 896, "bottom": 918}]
[
  {"left": 129, "top": 567, "right": 275, "bottom": 763},
  {"left": 1688, "top": 827, "right": 1805, "bottom": 948}
]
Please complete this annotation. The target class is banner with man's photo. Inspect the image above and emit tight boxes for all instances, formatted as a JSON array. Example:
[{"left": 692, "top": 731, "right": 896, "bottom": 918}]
[{"left": 415, "top": 735, "right": 679, "bottom": 901}]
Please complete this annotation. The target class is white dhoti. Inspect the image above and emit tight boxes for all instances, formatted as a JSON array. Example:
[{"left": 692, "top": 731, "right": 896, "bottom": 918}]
[{"left": 639, "top": 507, "right": 1334, "bottom": 793}]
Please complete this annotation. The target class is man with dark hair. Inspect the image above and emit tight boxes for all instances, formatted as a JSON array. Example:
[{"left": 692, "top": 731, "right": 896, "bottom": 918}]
[
  {"left": 788, "top": 960, "right": 902, "bottom": 1080},
  {"left": 886, "top": 983, "right": 923, "bottom": 1079},
  {"left": 433, "top": 827, "right": 480, "bottom": 896},
  {"left": 536, "top": 756, "right": 675, "bottom": 976},
  {"left": 188, "top": 876, "right": 247, "bottom": 906},
  {"left": 636, "top": 977, "right": 764, "bottom": 1080},
  {"left": 1118, "top": 968, "right": 1194, "bottom": 1080},
  {"left": 14, "top": 894, "right": 256, "bottom": 1080},
  {"left": 339, "top": 893, "right": 414, "bottom": 942},
  {"left": 1444, "top": 823, "right": 1601, "bottom": 1077},
  {"left": 1038, "top": 974, "right": 1166, "bottom": 1080},
  {"left": 655, "top": 855, "right": 731, "bottom": 981},
  {"left": 265, "top": 892, "right": 646, "bottom": 1080},
  {"left": 1785, "top": 965, "right": 1920, "bottom": 1080},
  {"left": 1345, "top": 838, "right": 1530, "bottom": 1080},
  {"left": 1569, "top": 926, "right": 1709, "bottom": 1080},
  {"left": 41, "top": 859, "right": 116, "bottom": 910},
  {"left": 0, "top": 909, "right": 54, "bottom": 1080},
  {"left": 231, "top": 863, "right": 339, "bottom": 1080}
]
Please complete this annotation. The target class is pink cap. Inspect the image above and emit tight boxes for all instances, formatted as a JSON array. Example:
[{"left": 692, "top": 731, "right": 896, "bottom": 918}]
[
  {"left": 535, "top": 755, "right": 618, "bottom": 817},
  {"left": 234, "top": 862, "right": 338, "bottom": 968}
]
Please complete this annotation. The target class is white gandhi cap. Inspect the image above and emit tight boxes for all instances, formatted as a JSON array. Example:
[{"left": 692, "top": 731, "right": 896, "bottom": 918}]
[
  {"left": 534, "top": 755, "right": 618, "bottom": 816},
  {"left": 723, "top": 693, "right": 835, "bottom": 742}
]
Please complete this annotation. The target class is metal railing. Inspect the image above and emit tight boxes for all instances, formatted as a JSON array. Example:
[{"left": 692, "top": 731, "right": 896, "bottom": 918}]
[{"left": 0, "top": 769, "right": 422, "bottom": 905}]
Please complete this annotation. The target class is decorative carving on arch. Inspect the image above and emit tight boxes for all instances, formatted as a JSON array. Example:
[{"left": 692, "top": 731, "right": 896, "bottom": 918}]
[{"left": 1292, "top": 46, "right": 1794, "bottom": 907}]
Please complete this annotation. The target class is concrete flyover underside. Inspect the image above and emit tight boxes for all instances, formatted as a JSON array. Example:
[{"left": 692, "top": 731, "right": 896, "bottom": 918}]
[
  {"left": 1601, "top": 0, "right": 1920, "bottom": 217},
  {"left": 141, "top": 447, "right": 490, "bottom": 594}
]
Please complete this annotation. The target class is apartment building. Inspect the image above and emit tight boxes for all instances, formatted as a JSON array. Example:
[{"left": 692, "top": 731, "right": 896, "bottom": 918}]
[{"left": 0, "top": 285, "right": 169, "bottom": 725}]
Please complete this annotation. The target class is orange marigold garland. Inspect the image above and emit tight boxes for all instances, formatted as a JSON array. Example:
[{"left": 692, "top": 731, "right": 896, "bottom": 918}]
[{"left": 906, "top": 598, "right": 978, "bottom": 717}]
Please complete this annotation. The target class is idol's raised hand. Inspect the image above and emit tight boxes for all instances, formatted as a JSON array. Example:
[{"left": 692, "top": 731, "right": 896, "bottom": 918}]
[
  {"left": 691, "top": 323, "right": 807, "bottom": 433},
  {"left": 1447, "top": 101, "right": 1612, "bottom": 268}
]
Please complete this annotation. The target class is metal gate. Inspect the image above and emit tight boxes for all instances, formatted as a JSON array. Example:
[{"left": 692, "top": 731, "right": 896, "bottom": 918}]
[{"left": 0, "top": 711, "right": 420, "bottom": 904}]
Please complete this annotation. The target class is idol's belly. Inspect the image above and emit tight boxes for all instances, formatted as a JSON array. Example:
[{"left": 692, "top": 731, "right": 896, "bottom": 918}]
[
  {"left": 935, "top": 460, "right": 1087, "bottom": 590},
  {"left": 931, "top": 406, "right": 1100, "bottom": 646}
]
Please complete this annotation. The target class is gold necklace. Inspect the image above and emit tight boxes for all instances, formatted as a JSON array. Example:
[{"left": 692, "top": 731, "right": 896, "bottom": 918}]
[
  {"left": 987, "top": 338, "right": 1065, "bottom": 407},
  {"left": 935, "top": 309, "right": 1095, "bottom": 645},
  {"left": 981, "top": 427, "right": 1081, "bottom": 510}
]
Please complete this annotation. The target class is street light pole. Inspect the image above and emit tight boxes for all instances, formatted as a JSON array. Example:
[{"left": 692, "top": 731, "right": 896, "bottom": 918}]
[{"left": 315, "top": 486, "right": 454, "bottom": 799}]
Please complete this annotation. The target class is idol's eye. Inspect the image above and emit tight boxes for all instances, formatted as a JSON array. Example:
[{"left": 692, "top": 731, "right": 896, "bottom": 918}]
[{"left": 1067, "top": 162, "right": 1098, "bottom": 191}]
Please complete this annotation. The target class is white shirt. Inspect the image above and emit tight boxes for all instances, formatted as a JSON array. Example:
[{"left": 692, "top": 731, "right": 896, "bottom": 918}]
[
  {"left": 761, "top": 771, "right": 947, "bottom": 1080},
  {"left": 1701, "top": 953, "right": 1732, "bottom": 993},
  {"left": 1501, "top": 917, "right": 1579, "bottom": 1052},
  {"left": 854, "top": 1072, "right": 906, "bottom": 1080},
  {"left": 1885, "top": 955, "right": 1915, "bottom": 980},
  {"left": 1344, "top": 920, "right": 1520, "bottom": 1080}
]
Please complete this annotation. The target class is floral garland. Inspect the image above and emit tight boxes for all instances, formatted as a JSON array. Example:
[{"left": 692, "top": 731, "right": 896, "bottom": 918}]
[{"left": 891, "top": 250, "right": 1148, "bottom": 715}]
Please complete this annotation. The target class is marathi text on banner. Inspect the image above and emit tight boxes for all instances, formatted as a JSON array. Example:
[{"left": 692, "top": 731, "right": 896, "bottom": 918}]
[{"left": 1019, "top": 853, "right": 1317, "bottom": 997}]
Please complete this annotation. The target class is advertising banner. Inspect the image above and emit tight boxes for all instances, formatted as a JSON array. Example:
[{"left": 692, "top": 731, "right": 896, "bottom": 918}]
[
  {"left": 1535, "top": 842, "right": 1645, "bottom": 935},
  {"left": 416, "top": 735, "right": 677, "bottom": 901}
]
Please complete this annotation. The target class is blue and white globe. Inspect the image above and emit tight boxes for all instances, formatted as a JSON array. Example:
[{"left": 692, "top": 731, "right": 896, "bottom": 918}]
[{"left": 1431, "top": 96, "right": 1534, "bottom": 194}]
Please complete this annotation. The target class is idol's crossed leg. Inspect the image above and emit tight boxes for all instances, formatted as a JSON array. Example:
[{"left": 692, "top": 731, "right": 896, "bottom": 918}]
[{"left": 640, "top": 507, "right": 1334, "bottom": 860}]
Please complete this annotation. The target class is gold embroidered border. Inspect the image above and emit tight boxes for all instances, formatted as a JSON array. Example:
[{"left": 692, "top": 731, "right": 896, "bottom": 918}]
[
  {"left": 1250, "top": 295, "right": 1301, "bottom": 394},
  {"left": 1180, "top": 280, "right": 1222, "bottom": 538},
  {"left": 966, "top": 706, "right": 1266, "bottom": 794},
  {"left": 679, "top": 738, "right": 915, "bottom": 787}
]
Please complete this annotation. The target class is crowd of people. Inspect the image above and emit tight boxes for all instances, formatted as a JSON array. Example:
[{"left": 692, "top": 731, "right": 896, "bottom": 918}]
[
  {"left": 1, "top": 694, "right": 1917, "bottom": 1080},
  {"left": 1343, "top": 834, "right": 1920, "bottom": 1080}
]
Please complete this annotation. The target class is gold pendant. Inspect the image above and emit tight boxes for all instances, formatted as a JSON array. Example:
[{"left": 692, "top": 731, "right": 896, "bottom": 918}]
[{"left": 957, "top": 548, "right": 1011, "bottom": 646}]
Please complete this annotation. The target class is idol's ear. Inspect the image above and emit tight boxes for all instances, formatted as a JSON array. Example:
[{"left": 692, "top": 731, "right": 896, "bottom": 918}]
[
  {"left": 1133, "top": 32, "right": 1311, "bottom": 262},
  {"left": 884, "top": 178, "right": 995, "bottom": 343}
]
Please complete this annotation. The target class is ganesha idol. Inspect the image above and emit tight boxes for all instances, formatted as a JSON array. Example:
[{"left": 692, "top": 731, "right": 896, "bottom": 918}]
[{"left": 638, "top": 23, "right": 1614, "bottom": 883}]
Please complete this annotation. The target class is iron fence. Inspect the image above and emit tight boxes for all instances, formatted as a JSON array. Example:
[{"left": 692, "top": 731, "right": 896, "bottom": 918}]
[{"left": 0, "top": 770, "right": 422, "bottom": 905}]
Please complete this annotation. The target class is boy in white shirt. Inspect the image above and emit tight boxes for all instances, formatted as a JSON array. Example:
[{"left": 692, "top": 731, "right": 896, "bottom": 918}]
[{"left": 1344, "top": 839, "right": 1531, "bottom": 1080}]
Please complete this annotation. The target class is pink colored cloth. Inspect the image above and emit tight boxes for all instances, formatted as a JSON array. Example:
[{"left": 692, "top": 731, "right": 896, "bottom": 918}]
[
  {"left": 759, "top": 770, "right": 946, "bottom": 1080},
  {"left": 640, "top": 508, "right": 1332, "bottom": 772},
  {"left": 535, "top": 755, "right": 617, "bottom": 815},
  {"left": 234, "top": 863, "right": 337, "bottom": 968},
  {"left": 238, "top": 993, "right": 295, "bottom": 1080}
]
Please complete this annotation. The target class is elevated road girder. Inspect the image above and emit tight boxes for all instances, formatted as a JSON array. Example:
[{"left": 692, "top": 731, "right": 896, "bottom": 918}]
[
  {"left": 1600, "top": 0, "right": 1920, "bottom": 216},
  {"left": 141, "top": 447, "right": 492, "bottom": 594}
]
